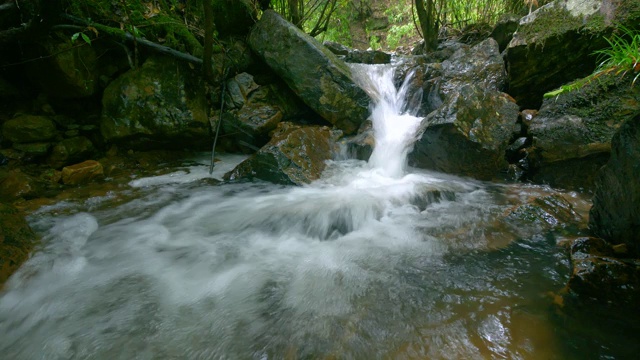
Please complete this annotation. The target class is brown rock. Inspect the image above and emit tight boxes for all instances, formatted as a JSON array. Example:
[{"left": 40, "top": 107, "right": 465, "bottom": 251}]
[{"left": 61, "top": 160, "right": 104, "bottom": 185}]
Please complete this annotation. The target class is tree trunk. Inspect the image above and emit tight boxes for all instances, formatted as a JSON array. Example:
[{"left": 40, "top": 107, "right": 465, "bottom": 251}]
[
  {"left": 288, "top": 0, "right": 302, "bottom": 28},
  {"left": 203, "top": 0, "right": 215, "bottom": 83},
  {"left": 415, "top": 0, "right": 439, "bottom": 51}
]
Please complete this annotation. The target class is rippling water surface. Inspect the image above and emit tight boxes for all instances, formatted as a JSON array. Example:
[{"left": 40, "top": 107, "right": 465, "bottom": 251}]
[{"left": 0, "top": 65, "right": 636, "bottom": 359}]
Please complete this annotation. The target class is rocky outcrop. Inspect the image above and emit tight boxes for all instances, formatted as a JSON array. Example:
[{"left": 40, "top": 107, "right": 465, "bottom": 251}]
[
  {"left": 504, "top": 0, "right": 610, "bottom": 108},
  {"left": 225, "top": 123, "right": 340, "bottom": 185},
  {"left": 100, "top": 56, "right": 209, "bottom": 150},
  {"left": 220, "top": 72, "right": 310, "bottom": 152},
  {"left": 0, "top": 203, "right": 37, "bottom": 287},
  {"left": 526, "top": 71, "right": 640, "bottom": 191},
  {"left": 408, "top": 38, "right": 519, "bottom": 180},
  {"left": 249, "top": 10, "right": 369, "bottom": 134},
  {"left": 589, "top": 115, "right": 640, "bottom": 254}
]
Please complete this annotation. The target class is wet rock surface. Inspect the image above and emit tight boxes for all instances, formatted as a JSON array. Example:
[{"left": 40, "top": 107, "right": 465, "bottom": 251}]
[
  {"left": 589, "top": 115, "right": 640, "bottom": 254},
  {"left": 409, "top": 85, "right": 519, "bottom": 180},
  {"left": 249, "top": 10, "right": 369, "bottom": 134},
  {"left": 527, "top": 72, "right": 640, "bottom": 191},
  {"left": 225, "top": 123, "right": 339, "bottom": 185},
  {"left": 405, "top": 38, "right": 518, "bottom": 180},
  {"left": 0, "top": 203, "right": 37, "bottom": 287},
  {"left": 567, "top": 237, "right": 640, "bottom": 307}
]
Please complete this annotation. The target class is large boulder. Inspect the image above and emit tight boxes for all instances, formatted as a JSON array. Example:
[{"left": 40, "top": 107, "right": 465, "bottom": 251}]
[
  {"left": 100, "top": 56, "right": 209, "bottom": 150},
  {"left": 527, "top": 71, "right": 640, "bottom": 191},
  {"left": 2, "top": 115, "right": 57, "bottom": 144},
  {"left": 248, "top": 10, "right": 369, "bottom": 134},
  {"left": 504, "top": 0, "right": 612, "bottom": 108},
  {"left": 224, "top": 123, "right": 340, "bottom": 185},
  {"left": 220, "top": 72, "right": 310, "bottom": 152},
  {"left": 408, "top": 38, "right": 518, "bottom": 180},
  {"left": 409, "top": 85, "right": 520, "bottom": 180},
  {"left": 589, "top": 115, "right": 640, "bottom": 254},
  {"left": 0, "top": 203, "right": 37, "bottom": 287}
]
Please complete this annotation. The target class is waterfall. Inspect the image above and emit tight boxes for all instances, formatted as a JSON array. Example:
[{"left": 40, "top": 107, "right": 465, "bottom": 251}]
[{"left": 350, "top": 64, "right": 423, "bottom": 177}]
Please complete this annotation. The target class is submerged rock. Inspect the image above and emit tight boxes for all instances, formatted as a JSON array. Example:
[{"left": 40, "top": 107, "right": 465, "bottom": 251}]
[
  {"left": 100, "top": 56, "right": 209, "bottom": 150},
  {"left": 567, "top": 237, "right": 640, "bottom": 307},
  {"left": 589, "top": 115, "right": 640, "bottom": 255},
  {"left": 0, "top": 203, "right": 37, "bottom": 287},
  {"left": 528, "top": 71, "right": 640, "bottom": 191},
  {"left": 505, "top": 194, "right": 583, "bottom": 232},
  {"left": 249, "top": 10, "right": 369, "bottom": 134},
  {"left": 224, "top": 123, "right": 339, "bottom": 185}
]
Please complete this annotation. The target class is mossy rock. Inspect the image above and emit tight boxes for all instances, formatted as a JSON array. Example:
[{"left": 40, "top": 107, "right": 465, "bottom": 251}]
[
  {"left": 0, "top": 203, "right": 37, "bottom": 287},
  {"left": 505, "top": 0, "right": 610, "bottom": 108},
  {"left": 528, "top": 71, "right": 640, "bottom": 191},
  {"left": 249, "top": 10, "right": 369, "bottom": 135},
  {"left": 100, "top": 56, "right": 209, "bottom": 150},
  {"left": 2, "top": 115, "right": 57, "bottom": 144}
]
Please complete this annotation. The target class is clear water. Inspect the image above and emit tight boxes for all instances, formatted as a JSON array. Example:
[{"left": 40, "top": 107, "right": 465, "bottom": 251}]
[{"left": 1, "top": 66, "right": 637, "bottom": 359}]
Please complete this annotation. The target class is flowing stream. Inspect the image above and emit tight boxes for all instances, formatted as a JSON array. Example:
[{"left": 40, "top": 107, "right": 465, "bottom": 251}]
[{"left": 0, "top": 65, "right": 636, "bottom": 359}]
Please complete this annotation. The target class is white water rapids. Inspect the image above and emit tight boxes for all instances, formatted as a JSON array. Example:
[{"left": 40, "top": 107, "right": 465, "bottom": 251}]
[{"left": 0, "top": 65, "right": 615, "bottom": 359}]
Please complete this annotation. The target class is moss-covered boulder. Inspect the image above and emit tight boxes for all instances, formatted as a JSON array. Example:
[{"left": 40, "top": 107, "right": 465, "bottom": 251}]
[
  {"left": 100, "top": 56, "right": 209, "bottom": 150},
  {"left": 0, "top": 203, "right": 37, "bottom": 287},
  {"left": 527, "top": 71, "right": 640, "bottom": 191},
  {"left": 589, "top": 115, "right": 640, "bottom": 255},
  {"left": 248, "top": 10, "right": 369, "bottom": 134},
  {"left": 224, "top": 123, "right": 340, "bottom": 185},
  {"left": 505, "top": 0, "right": 611, "bottom": 108},
  {"left": 2, "top": 115, "right": 57, "bottom": 144},
  {"left": 409, "top": 84, "right": 519, "bottom": 180}
]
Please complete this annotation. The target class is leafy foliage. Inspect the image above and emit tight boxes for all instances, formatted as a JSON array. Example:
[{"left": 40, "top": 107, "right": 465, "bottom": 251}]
[
  {"left": 544, "top": 25, "right": 640, "bottom": 98},
  {"left": 594, "top": 25, "right": 640, "bottom": 86}
]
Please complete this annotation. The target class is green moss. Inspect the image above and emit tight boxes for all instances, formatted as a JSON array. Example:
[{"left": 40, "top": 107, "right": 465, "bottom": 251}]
[{"left": 516, "top": 3, "right": 609, "bottom": 46}]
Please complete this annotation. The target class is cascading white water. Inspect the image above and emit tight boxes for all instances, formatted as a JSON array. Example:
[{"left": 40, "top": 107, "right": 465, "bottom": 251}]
[
  {"left": 0, "top": 64, "right": 601, "bottom": 359},
  {"left": 350, "top": 64, "right": 422, "bottom": 177}
]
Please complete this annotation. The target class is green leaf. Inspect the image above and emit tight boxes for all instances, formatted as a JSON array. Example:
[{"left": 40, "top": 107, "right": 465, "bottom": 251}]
[
  {"left": 71, "top": 32, "right": 80, "bottom": 42},
  {"left": 80, "top": 33, "right": 91, "bottom": 45}
]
